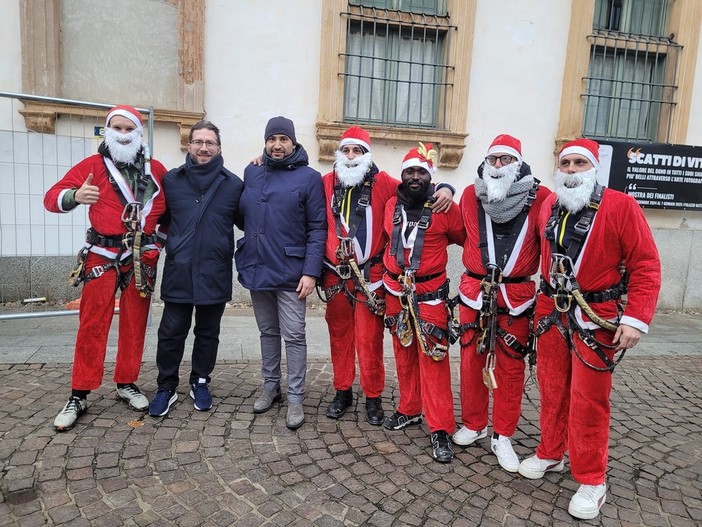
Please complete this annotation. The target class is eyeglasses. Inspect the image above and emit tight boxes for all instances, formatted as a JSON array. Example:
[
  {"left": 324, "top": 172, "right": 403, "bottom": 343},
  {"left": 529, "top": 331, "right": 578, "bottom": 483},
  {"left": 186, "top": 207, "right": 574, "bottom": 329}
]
[
  {"left": 485, "top": 155, "right": 515, "bottom": 166},
  {"left": 190, "top": 140, "right": 219, "bottom": 148}
]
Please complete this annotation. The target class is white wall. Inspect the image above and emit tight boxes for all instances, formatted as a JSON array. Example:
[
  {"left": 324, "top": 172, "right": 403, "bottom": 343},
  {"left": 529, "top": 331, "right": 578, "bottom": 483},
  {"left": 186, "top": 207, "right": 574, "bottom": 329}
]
[
  {"left": 462, "top": 0, "right": 573, "bottom": 187},
  {"left": 203, "top": 0, "right": 327, "bottom": 178}
]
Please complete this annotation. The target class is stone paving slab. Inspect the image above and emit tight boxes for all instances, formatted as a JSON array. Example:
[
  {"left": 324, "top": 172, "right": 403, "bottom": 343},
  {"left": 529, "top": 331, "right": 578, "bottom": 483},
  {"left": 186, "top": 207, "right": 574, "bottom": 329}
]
[
  {"left": 0, "top": 353, "right": 700, "bottom": 526},
  {"left": 1, "top": 308, "right": 700, "bottom": 364}
]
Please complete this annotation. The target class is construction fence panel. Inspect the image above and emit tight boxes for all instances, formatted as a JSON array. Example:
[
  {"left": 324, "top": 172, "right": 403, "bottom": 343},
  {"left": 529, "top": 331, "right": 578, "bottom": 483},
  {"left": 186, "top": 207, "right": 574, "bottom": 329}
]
[{"left": 0, "top": 92, "right": 153, "bottom": 318}]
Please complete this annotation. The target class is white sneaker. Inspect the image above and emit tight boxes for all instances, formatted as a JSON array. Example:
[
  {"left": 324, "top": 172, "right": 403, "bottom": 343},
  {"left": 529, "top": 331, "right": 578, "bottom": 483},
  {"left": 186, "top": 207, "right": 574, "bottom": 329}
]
[
  {"left": 54, "top": 396, "right": 88, "bottom": 431},
  {"left": 568, "top": 483, "right": 607, "bottom": 520},
  {"left": 490, "top": 435, "right": 520, "bottom": 472},
  {"left": 116, "top": 384, "right": 149, "bottom": 411},
  {"left": 452, "top": 425, "right": 487, "bottom": 446},
  {"left": 518, "top": 454, "right": 565, "bottom": 479}
]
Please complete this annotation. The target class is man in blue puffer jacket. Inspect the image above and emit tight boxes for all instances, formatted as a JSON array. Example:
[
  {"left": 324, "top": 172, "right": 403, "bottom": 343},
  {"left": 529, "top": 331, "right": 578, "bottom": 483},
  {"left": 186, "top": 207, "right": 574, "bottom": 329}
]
[
  {"left": 236, "top": 116, "right": 326, "bottom": 429},
  {"left": 149, "top": 121, "right": 244, "bottom": 417}
]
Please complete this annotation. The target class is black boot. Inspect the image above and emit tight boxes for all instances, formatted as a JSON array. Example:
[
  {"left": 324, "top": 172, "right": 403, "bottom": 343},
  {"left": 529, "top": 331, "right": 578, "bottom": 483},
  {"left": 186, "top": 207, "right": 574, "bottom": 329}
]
[
  {"left": 326, "top": 389, "right": 353, "bottom": 419},
  {"left": 365, "top": 397, "right": 384, "bottom": 426}
]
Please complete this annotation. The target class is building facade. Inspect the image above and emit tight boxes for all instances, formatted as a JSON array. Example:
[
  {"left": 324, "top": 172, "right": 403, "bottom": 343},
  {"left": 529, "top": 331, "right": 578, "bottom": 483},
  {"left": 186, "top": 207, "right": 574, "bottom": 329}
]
[{"left": 1, "top": 0, "right": 701, "bottom": 308}]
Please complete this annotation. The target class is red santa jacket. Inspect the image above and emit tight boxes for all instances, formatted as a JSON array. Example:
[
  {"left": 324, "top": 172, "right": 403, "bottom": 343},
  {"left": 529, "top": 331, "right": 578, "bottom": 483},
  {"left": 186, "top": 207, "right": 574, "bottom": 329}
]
[
  {"left": 459, "top": 184, "right": 551, "bottom": 315},
  {"left": 383, "top": 196, "right": 465, "bottom": 298},
  {"left": 537, "top": 188, "right": 661, "bottom": 333},
  {"left": 44, "top": 153, "right": 167, "bottom": 261}
]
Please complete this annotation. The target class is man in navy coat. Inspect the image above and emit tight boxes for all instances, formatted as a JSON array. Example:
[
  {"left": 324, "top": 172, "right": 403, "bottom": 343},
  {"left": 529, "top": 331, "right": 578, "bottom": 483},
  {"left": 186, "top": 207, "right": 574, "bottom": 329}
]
[
  {"left": 149, "top": 121, "right": 244, "bottom": 417},
  {"left": 235, "top": 116, "right": 326, "bottom": 429}
]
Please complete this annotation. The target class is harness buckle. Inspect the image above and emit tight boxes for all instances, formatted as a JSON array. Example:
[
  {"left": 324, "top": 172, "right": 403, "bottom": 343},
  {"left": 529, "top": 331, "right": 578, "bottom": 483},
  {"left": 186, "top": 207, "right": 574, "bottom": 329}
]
[
  {"left": 121, "top": 202, "right": 143, "bottom": 232},
  {"left": 335, "top": 263, "right": 351, "bottom": 280},
  {"left": 336, "top": 238, "right": 353, "bottom": 260},
  {"left": 554, "top": 291, "right": 572, "bottom": 313}
]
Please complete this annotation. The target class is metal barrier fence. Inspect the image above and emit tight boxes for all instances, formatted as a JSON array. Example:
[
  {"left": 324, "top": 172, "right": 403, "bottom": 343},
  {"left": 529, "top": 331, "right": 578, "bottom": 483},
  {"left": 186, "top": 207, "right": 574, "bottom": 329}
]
[{"left": 0, "top": 92, "right": 154, "bottom": 319}]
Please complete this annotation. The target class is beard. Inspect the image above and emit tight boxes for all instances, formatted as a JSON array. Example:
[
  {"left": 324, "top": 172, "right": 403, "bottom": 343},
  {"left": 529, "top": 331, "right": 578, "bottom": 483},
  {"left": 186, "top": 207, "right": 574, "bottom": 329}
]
[
  {"left": 554, "top": 167, "right": 598, "bottom": 213},
  {"left": 335, "top": 150, "right": 373, "bottom": 187},
  {"left": 482, "top": 162, "right": 520, "bottom": 202},
  {"left": 104, "top": 127, "right": 143, "bottom": 164},
  {"left": 404, "top": 179, "right": 431, "bottom": 201}
]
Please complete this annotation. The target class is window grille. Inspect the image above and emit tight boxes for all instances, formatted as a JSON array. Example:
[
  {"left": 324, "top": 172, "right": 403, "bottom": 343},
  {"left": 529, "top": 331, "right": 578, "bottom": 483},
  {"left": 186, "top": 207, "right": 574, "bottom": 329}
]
[
  {"left": 341, "top": 1, "right": 455, "bottom": 129},
  {"left": 583, "top": 0, "right": 679, "bottom": 142}
]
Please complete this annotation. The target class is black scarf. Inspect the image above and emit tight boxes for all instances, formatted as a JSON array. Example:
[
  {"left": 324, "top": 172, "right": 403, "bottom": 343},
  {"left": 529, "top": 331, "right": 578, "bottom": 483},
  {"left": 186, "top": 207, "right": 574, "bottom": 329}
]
[
  {"left": 396, "top": 182, "right": 434, "bottom": 223},
  {"left": 185, "top": 153, "right": 224, "bottom": 192},
  {"left": 262, "top": 143, "right": 310, "bottom": 170}
]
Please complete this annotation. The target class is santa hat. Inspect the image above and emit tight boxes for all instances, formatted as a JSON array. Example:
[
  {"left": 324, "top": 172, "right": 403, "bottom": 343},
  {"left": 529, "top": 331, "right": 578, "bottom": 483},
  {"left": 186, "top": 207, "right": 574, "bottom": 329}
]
[
  {"left": 559, "top": 138, "right": 600, "bottom": 169},
  {"left": 486, "top": 134, "right": 522, "bottom": 162},
  {"left": 339, "top": 126, "right": 371, "bottom": 153},
  {"left": 105, "top": 105, "right": 143, "bottom": 131},
  {"left": 401, "top": 142, "right": 437, "bottom": 176}
]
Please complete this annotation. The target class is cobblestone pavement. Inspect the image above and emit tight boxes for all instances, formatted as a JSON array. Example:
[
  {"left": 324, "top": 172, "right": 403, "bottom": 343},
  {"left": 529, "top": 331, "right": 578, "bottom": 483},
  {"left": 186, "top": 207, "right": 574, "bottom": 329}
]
[{"left": 0, "top": 352, "right": 700, "bottom": 526}]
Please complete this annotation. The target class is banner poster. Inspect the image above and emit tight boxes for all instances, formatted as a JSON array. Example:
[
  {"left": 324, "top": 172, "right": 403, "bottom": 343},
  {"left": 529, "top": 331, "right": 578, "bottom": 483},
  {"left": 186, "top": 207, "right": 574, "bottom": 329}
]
[{"left": 594, "top": 140, "right": 702, "bottom": 211}]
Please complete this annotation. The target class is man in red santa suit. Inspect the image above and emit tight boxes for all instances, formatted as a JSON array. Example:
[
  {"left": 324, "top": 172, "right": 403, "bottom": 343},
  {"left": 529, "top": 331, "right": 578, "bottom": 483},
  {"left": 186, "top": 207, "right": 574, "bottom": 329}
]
[
  {"left": 44, "top": 105, "right": 167, "bottom": 431},
  {"left": 454, "top": 134, "right": 550, "bottom": 473},
  {"left": 381, "top": 143, "right": 465, "bottom": 463},
  {"left": 321, "top": 126, "right": 454, "bottom": 425},
  {"left": 518, "top": 138, "right": 661, "bottom": 520}
]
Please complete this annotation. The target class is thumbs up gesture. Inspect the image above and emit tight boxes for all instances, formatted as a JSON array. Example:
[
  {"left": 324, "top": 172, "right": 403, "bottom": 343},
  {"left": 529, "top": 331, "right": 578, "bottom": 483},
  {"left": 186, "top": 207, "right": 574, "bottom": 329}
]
[{"left": 75, "top": 173, "right": 100, "bottom": 204}]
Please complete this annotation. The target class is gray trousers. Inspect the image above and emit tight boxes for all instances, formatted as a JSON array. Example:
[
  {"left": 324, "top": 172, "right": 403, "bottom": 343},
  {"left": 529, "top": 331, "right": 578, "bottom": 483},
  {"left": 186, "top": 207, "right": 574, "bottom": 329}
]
[{"left": 250, "top": 290, "right": 307, "bottom": 404}]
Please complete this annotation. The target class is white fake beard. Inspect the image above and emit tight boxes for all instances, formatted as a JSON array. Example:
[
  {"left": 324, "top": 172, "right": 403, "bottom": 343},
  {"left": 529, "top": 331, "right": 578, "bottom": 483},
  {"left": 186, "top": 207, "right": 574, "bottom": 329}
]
[
  {"left": 104, "top": 127, "right": 143, "bottom": 164},
  {"left": 335, "top": 150, "right": 373, "bottom": 187},
  {"left": 482, "top": 162, "right": 520, "bottom": 202},
  {"left": 554, "top": 167, "right": 598, "bottom": 213}
]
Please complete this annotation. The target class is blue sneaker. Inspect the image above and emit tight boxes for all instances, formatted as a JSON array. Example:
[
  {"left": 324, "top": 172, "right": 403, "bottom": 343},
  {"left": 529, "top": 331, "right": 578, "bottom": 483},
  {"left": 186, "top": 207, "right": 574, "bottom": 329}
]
[
  {"left": 148, "top": 387, "right": 177, "bottom": 417},
  {"left": 190, "top": 380, "right": 212, "bottom": 411}
]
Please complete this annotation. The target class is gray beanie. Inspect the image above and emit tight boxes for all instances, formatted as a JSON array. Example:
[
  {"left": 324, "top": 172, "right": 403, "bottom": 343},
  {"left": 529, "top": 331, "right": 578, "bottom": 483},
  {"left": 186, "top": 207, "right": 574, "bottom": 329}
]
[{"left": 264, "top": 116, "right": 297, "bottom": 144}]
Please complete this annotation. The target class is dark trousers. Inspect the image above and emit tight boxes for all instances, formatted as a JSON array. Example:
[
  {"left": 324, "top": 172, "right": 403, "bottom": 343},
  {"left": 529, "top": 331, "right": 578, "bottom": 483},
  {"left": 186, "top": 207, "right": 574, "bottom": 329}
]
[{"left": 156, "top": 301, "right": 227, "bottom": 390}]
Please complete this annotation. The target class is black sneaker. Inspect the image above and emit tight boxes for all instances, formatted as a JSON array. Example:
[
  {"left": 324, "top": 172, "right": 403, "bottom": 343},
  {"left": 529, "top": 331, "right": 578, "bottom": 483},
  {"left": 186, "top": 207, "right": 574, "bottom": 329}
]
[
  {"left": 149, "top": 387, "right": 177, "bottom": 417},
  {"left": 365, "top": 397, "right": 384, "bottom": 426},
  {"left": 383, "top": 411, "right": 422, "bottom": 430},
  {"left": 431, "top": 431, "right": 454, "bottom": 463},
  {"left": 326, "top": 389, "right": 353, "bottom": 419}
]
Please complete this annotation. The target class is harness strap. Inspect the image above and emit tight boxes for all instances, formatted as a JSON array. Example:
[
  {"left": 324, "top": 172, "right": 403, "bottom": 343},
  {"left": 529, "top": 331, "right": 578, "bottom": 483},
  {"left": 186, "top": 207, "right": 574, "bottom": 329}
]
[
  {"left": 544, "top": 184, "right": 605, "bottom": 262},
  {"left": 535, "top": 305, "right": 624, "bottom": 372},
  {"left": 389, "top": 199, "right": 433, "bottom": 271},
  {"left": 476, "top": 179, "right": 539, "bottom": 270},
  {"left": 465, "top": 270, "right": 530, "bottom": 283},
  {"left": 333, "top": 176, "right": 373, "bottom": 261},
  {"left": 540, "top": 277, "right": 627, "bottom": 303},
  {"left": 86, "top": 228, "right": 158, "bottom": 248},
  {"left": 415, "top": 281, "right": 450, "bottom": 303}
]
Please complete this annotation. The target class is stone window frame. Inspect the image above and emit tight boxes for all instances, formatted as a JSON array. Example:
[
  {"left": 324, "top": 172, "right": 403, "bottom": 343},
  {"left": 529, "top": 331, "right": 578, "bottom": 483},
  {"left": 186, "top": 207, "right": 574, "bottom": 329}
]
[
  {"left": 556, "top": 0, "right": 701, "bottom": 152},
  {"left": 317, "top": 0, "right": 476, "bottom": 168},
  {"left": 18, "top": 0, "right": 205, "bottom": 149}
]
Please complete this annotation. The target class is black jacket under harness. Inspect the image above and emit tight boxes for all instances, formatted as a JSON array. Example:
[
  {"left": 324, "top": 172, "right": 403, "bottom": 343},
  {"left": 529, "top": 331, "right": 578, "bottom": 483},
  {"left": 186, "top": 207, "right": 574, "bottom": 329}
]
[
  {"left": 455, "top": 180, "right": 540, "bottom": 372},
  {"left": 383, "top": 193, "right": 452, "bottom": 361},
  {"left": 537, "top": 185, "right": 628, "bottom": 372},
  {"left": 318, "top": 168, "right": 385, "bottom": 315}
]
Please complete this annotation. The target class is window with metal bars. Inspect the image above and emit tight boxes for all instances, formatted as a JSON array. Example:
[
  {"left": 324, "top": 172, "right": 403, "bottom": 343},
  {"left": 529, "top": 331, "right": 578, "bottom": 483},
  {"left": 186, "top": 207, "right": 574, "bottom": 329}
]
[
  {"left": 341, "top": 1, "right": 454, "bottom": 129},
  {"left": 583, "top": 0, "right": 680, "bottom": 142}
]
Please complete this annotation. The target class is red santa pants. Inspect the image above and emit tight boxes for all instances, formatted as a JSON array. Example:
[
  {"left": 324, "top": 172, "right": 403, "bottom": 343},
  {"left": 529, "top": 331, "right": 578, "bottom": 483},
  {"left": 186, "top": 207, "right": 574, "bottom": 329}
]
[
  {"left": 534, "top": 299, "right": 615, "bottom": 486},
  {"left": 386, "top": 295, "right": 454, "bottom": 433},
  {"left": 323, "top": 272, "right": 385, "bottom": 398},
  {"left": 72, "top": 253, "right": 151, "bottom": 390},
  {"left": 458, "top": 305, "right": 528, "bottom": 437}
]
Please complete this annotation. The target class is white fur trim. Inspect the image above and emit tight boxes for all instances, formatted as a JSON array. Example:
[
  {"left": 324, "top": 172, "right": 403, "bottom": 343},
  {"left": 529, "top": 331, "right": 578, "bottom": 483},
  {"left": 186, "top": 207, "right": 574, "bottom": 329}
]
[
  {"left": 559, "top": 145, "right": 600, "bottom": 168},
  {"left": 401, "top": 158, "right": 434, "bottom": 175},
  {"left": 339, "top": 137, "right": 370, "bottom": 152},
  {"left": 487, "top": 145, "right": 522, "bottom": 162},
  {"left": 106, "top": 109, "right": 143, "bottom": 130}
]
